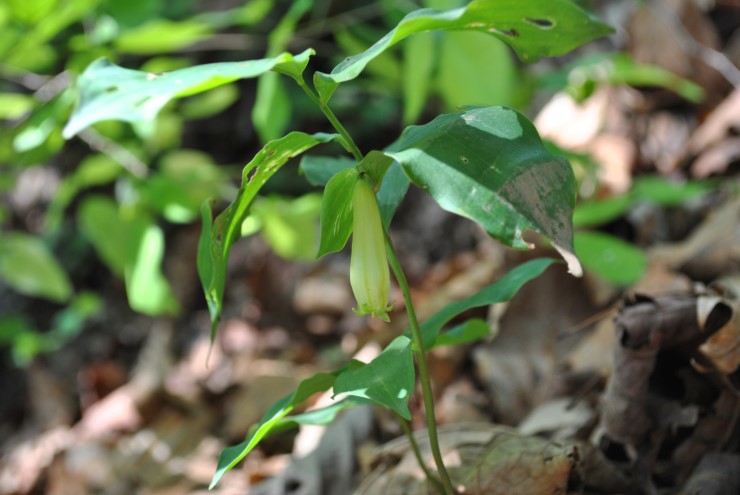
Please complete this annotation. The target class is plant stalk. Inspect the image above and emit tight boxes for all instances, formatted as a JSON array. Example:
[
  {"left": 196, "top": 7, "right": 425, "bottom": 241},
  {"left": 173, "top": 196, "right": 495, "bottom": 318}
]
[
  {"left": 397, "top": 414, "right": 446, "bottom": 495},
  {"left": 385, "top": 230, "right": 455, "bottom": 495},
  {"left": 294, "top": 77, "right": 364, "bottom": 161}
]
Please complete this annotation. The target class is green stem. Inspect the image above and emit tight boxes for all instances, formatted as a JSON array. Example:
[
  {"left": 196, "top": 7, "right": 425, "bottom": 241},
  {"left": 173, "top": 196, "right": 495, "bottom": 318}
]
[
  {"left": 397, "top": 414, "right": 446, "bottom": 495},
  {"left": 385, "top": 230, "right": 455, "bottom": 495},
  {"left": 294, "top": 77, "right": 364, "bottom": 161}
]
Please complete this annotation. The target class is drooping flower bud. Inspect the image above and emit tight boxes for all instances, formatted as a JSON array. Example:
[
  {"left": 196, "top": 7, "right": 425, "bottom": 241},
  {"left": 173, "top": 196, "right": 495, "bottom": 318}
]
[{"left": 350, "top": 178, "right": 391, "bottom": 321}]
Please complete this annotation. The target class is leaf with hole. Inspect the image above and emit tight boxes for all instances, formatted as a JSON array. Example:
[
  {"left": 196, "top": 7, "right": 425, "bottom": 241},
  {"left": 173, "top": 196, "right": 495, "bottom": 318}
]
[
  {"left": 387, "top": 106, "right": 581, "bottom": 276},
  {"left": 314, "top": 0, "right": 612, "bottom": 102}
]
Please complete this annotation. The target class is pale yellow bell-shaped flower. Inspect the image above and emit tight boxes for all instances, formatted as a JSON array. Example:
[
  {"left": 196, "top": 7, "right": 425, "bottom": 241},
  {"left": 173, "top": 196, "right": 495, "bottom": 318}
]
[{"left": 350, "top": 178, "right": 391, "bottom": 321}]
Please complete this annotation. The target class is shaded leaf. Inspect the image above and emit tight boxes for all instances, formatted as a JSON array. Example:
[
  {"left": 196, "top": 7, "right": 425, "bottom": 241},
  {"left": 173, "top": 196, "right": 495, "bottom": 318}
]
[
  {"left": 358, "top": 150, "right": 394, "bottom": 189},
  {"left": 432, "top": 318, "right": 490, "bottom": 349},
  {"left": 315, "top": 0, "right": 612, "bottom": 102},
  {"left": 574, "top": 231, "right": 647, "bottom": 286},
  {"left": 199, "top": 132, "right": 342, "bottom": 338},
  {"left": 63, "top": 49, "right": 314, "bottom": 138},
  {"left": 387, "top": 106, "right": 581, "bottom": 275},
  {"left": 419, "top": 258, "right": 555, "bottom": 349},
  {"left": 211, "top": 371, "right": 339, "bottom": 488},
  {"left": 0, "top": 232, "right": 72, "bottom": 303},
  {"left": 300, "top": 155, "right": 355, "bottom": 186},
  {"left": 333, "top": 335, "right": 415, "bottom": 419},
  {"left": 317, "top": 168, "right": 359, "bottom": 258}
]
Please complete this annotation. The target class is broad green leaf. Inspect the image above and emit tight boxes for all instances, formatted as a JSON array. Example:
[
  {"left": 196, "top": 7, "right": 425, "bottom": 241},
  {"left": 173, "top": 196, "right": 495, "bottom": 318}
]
[
  {"left": 317, "top": 167, "right": 359, "bottom": 258},
  {"left": 419, "top": 258, "right": 555, "bottom": 349},
  {"left": 0, "top": 232, "right": 72, "bottom": 303},
  {"left": 432, "top": 318, "right": 490, "bottom": 349},
  {"left": 544, "top": 53, "right": 705, "bottom": 103},
  {"left": 314, "top": 0, "right": 612, "bottom": 102},
  {"left": 199, "top": 132, "right": 342, "bottom": 337},
  {"left": 358, "top": 150, "right": 394, "bottom": 189},
  {"left": 0, "top": 92, "right": 34, "bottom": 120},
  {"left": 436, "top": 31, "right": 517, "bottom": 109},
  {"left": 333, "top": 335, "right": 415, "bottom": 419},
  {"left": 211, "top": 371, "right": 339, "bottom": 488},
  {"left": 115, "top": 19, "right": 213, "bottom": 54},
  {"left": 252, "top": 0, "right": 313, "bottom": 142},
  {"left": 46, "top": 154, "right": 123, "bottom": 232},
  {"left": 78, "top": 196, "right": 179, "bottom": 315},
  {"left": 300, "top": 155, "right": 355, "bottom": 186},
  {"left": 126, "top": 224, "right": 180, "bottom": 315},
  {"left": 180, "top": 84, "right": 239, "bottom": 120},
  {"left": 574, "top": 231, "right": 647, "bottom": 286},
  {"left": 573, "top": 196, "right": 633, "bottom": 229},
  {"left": 62, "top": 49, "right": 315, "bottom": 138},
  {"left": 387, "top": 106, "right": 582, "bottom": 275},
  {"left": 251, "top": 193, "right": 322, "bottom": 261},
  {"left": 632, "top": 176, "right": 715, "bottom": 206},
  {"left": 376, "top": 161, "right": 410, "bottom": 229},
  {"left": 402, "top": 32, "right": 435, "bottom": 124}
]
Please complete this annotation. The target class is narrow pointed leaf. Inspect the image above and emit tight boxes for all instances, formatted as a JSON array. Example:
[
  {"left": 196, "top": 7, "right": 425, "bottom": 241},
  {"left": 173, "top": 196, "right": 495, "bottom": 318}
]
[
  {"left": 418, "top": 258, "right": 555, "bottom": 349},
  {"left": 432, "top": 318, "right": 490, "bottom": 349},
  {"left": 63, "top": 49, "right": 314, "bottom": 138},
  {"left": 210, "top": 371, "right": 338, "bottom": 488},
  {"left": 315, "top": 0, "right": 612, "bottom": 101},
  {"left": 387, "top": 106, "right": 582, "bottom": 276},
  {"left": 198, "top": 132, "right": 342, "bottom": 338},
  {"left": 333, "top": 335, "right": 415, "bottom": 419},
  {"left": 317, "top": 168, "right": 359, "bottom": 258}
]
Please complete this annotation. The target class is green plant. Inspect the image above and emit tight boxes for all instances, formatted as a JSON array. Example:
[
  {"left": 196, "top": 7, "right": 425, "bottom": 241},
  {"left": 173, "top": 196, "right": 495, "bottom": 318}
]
[{"left": 60, "top": 0, "right": 613, "bottom": 492}]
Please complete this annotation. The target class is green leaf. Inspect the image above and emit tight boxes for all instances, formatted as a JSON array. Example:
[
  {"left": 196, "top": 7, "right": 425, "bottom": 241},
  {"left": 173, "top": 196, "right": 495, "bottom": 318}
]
[
  {"left": 419, "top": 258, "right": 555, "bottom": 349},
  {"left": 402, "top": 32, "right": 435, "bottom": 124},
  {"left": 333, "top": 335, "right": 415, "bottom": 420},
  {"left": 574, "top": 231, "right": 647, "bottom": 286},
  {"left": 251, "top": 193, "right": 323, "bottom": 261},
  {"left": 432, "top": 318, "right": 490, "bottom": 348},
  {"left": 211, "top": 371, "right": 339, "bottom": 488},
  {"left": 376, "top": 161, "right": 410, "bottom": 229},
  {"left": 115, "top": 19, "right": 213, "bottom": 55},
  {"left": 78, "top": 196, "right": 179, "bottom": 316},
  {"left": 63, "top": 49, "right": 315, "bottom": 138},
  {"left": 252, "top": 0, "right": 313, "bottom": 142},
  {"left": 436, "top": 31, "right": 517, "bottom": 109},
  {"left": 300, "top": 155, "right": 356, "bottom": 186},
  {"left": 180, "top": 84, "right": 239, "bottom": 120},
  {"left": 317, "top": 167, "right": 359, "bottom": 258},
  {"left": 358, "top": 150, "right": 394, "bottom": 189},
  {"left": 199, "top": 132, "right": 342, "bottom": 338},
  {"left": 126, "top": 224, "right": 180, "bottom": 315},
  {"left": 573, "top": 196, "right": 633, "bottom": 228},
  {"left": 632, "top": 176, "right": 715, "bottom": 206},
  {"left": 314, "top": 0, "right": 612, "bottom": 102},
  {"left": 0, "top": 232, "right": 72, "bottom": 303},
  {"left": 387, "top": 106, "right": 581, "bottom": 276},
  {"left": 267, "top": 396, "right": 367, "bottom": 436},
  {"left": 0, "top": 92, "right": 35, "bottom": 120}
]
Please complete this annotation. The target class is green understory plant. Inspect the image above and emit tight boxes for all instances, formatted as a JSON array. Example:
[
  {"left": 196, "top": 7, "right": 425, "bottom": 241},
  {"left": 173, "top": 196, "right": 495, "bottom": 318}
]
[{"left": 61, "top": 1, "right": 613, "bottom": 492}]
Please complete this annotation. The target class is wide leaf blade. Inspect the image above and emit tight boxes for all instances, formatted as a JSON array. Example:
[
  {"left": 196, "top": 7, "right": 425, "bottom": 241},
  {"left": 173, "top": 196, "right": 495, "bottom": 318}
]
[
  {"left": 333, "top": 335, "right": 415, "bottom": 420},
  {"left": 63, "top": 49, "right": 314, "bottom": 138},
  {"left": 314, "top": 0, "right": 612, "bottom": 101},
  {"left": 387, "top": 106, "right": 582, "bottom": 275}
]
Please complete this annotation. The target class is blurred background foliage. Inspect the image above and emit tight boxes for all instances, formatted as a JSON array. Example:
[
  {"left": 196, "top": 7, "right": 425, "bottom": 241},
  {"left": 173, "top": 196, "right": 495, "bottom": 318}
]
[{"left": 0, "top": 0, "right": 714, "bottom": 365}]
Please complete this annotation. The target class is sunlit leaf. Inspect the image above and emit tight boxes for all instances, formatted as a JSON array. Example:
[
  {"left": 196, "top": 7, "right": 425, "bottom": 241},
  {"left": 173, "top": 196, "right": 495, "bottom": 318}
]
[
  {"left": 387, "top": 106, "right": 581, "bottom": 275},
  {"left": 574, "top": 231, "right": 647, "bottom": 286},
  {"left": 115, "top": 19, "right": 213, "bottom": 55},
  {"left": 0, "top": 232, "right": 72, "bottom": 303},
  {"left": 63, "top": 50, "right": 315, "bottom": 138},
  {"left": 315, "top": 0, "right": 612, "bottom": 102},
  {"left": 333, "top": 335, "right": 415, "bottom": 419}
]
